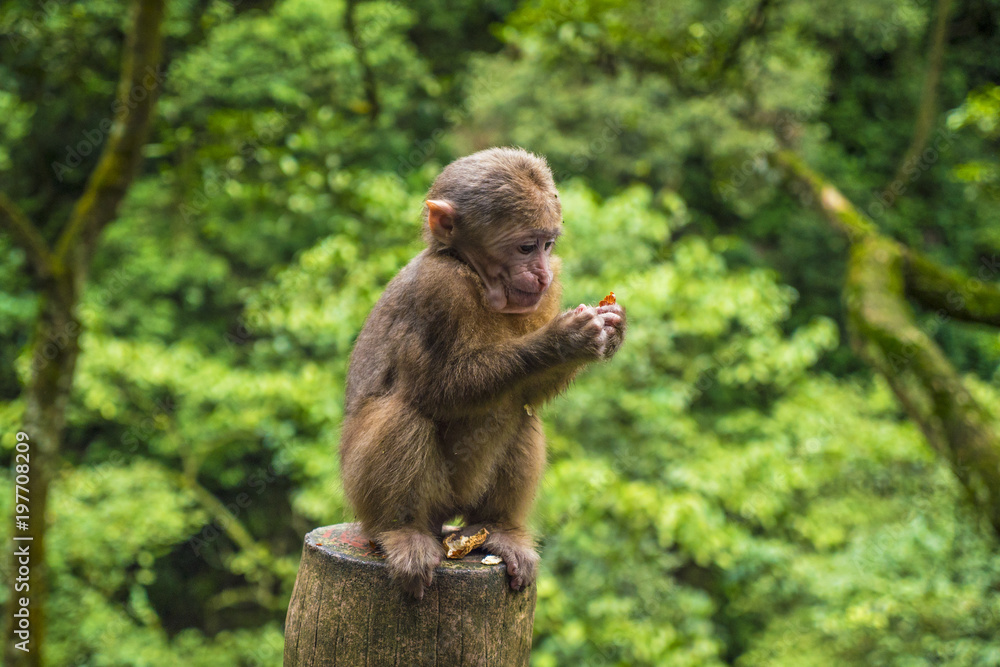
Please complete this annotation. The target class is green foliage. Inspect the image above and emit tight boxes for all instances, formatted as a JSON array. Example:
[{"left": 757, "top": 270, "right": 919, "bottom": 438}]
[
  {"left": 949, "top": 84, "right": 1000, "bottom": 212},
  {"left": 528, "top": 184, "right": 1000, "bottom": 665},
  {"left": 455, "top": 0, "right": 1000, "bottom": 375},
  {"left": 2, "top": 0, "right": 1000, "bottom": 665}
]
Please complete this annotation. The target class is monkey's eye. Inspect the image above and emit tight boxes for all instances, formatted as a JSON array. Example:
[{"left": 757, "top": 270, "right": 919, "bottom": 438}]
[
  {"left": 519, "top": 244, "right": 535, "bottom": 254},
  {"left": 543, "top": 240, "right": 554, "bottom": 251}
]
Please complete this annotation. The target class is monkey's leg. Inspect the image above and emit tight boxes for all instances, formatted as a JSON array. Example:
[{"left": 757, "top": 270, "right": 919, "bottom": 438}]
[
  {"left": 378, "top": 527, "right": 444, "bottom": 600},
  {"left": 341, "top": 396, "right": 450, "bottom": 599},
  {"left": 463, "top": 418, "right": 546, "bottom": 591}
]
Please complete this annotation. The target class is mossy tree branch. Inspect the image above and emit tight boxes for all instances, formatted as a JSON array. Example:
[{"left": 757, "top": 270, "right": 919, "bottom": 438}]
[
  {"left": 2, "top": 3, "right": 166, "bottom": 665},
  {"left": 53, "top": 0, "right": 166, "bottom": 279},
  {"left": 902, "top": 250, "right": 1000, "bottom": 327},
  {"left": 773, "top": 149, "right": 1000, "bottom": 535},
  {"left": 846, "top": 238, "right": 1000, "bottom": 532},
  {"left": 770, "top": 151, "right": 876, "bottom": 240}
]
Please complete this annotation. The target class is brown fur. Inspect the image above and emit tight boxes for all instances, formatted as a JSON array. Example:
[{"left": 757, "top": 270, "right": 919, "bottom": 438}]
[{"left": 340, "top": 147, "right": 626, "bottom": 598}]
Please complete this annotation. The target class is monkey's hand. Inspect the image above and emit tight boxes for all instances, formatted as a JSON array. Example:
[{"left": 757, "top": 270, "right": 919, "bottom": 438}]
[
  {"left": 380, "top": 529, "right": 444, "bottom": 600},
  {"left": 551, "top": 305, "right": 615, "bottom": 360},
  {"left": 482, "top": 530, "right": 539, "bottom": 592},
  {"left": 595, "top": 303, "right": 626, "bottom": 359}
]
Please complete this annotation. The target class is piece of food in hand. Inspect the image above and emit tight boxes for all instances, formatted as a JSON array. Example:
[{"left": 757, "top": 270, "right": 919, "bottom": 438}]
[
  {"left": 599, "top": 292, "right": 616, "bottom": 307},
  {"left": 443, "top": 528, "right": 490, "bottom": 559}
]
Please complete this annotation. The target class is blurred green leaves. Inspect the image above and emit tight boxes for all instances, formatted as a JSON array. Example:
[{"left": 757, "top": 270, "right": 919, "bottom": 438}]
[{"left": 2, "top": 0, "right": 1000, "bottom": 664}]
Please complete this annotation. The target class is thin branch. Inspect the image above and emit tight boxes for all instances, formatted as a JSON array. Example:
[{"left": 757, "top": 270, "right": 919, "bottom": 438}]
[
  {"left": 715, "top": 0, "right": 773, "bottom": 77},
  {"left": 183, "top": 474, "right": 261, "bottom": 555},
  {"left": 0, "top": 193, "right": 54, "bottom": 279},
  {"left": 770, "top": 150, "right": 877, "bottom": 241},
  {"left": 54, "top": 0, "right": 166, "bottom": 269},
  {"left": 344, "top": 0, "right": 381, "bottom": 121},
  {"left": 889, "top": 0, "right": 955, "bottom": 187},
  {"left": 206, "top": 585, "right": 280, "bottom": 613},
  {"left": 776, "top": 150, "right": 1000, "bottom": 327}
]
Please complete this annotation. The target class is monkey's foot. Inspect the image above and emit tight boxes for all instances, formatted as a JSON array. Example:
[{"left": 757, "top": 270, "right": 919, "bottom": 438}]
[
  {"left": 483, "top": 530, "right": 539, "bottom": 591},
  {"left": 379, "top": 528, "right": 444, "bottom": 600}
]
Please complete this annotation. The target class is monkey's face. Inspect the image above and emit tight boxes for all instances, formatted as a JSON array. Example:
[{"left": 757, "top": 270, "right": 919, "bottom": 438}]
[
  {"left": 466, "top": 228, "right": 560, "bottom": 314},
  {"left": 422, "top": 148, "right": 565, "bottom": 315}
]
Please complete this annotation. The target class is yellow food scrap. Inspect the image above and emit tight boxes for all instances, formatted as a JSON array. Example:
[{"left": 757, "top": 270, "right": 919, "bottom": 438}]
[{"left": 443, "top": 528, "right": 490, "bottom": 559}]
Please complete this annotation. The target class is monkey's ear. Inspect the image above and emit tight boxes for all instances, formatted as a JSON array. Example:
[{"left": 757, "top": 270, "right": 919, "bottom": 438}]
[{"left": 426, "top": 199, "right": 456, "bottom": 242}]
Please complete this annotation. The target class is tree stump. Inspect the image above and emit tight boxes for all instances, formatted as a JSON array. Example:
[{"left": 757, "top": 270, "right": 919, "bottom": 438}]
[{"left": 283, "top": 523, "right": 537, "bottom": 666}]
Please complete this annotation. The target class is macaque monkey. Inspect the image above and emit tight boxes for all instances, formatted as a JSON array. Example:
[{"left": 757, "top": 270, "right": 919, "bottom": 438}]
[{"left": 340, "top": 147, "right": 626, "bottom": 599}]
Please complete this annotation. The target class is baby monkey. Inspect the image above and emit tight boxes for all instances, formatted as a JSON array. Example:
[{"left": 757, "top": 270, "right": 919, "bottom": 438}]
[{"left": 340, "top": 147, "right": 626, "bottom": 598}]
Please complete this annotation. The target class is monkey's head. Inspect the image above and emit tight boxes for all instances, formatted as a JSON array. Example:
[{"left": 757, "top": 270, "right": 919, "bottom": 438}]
[{"left": 423, "top": 147, "right": 562, "bottom": 314}]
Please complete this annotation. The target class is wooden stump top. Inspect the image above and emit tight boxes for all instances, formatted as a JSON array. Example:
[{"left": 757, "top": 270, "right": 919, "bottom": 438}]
[
  {"left": 308, "top": 523, "right": 505, "bottom": 570},
  {"left": 284, "top": 523, "right": 536, "bottom": 667}
]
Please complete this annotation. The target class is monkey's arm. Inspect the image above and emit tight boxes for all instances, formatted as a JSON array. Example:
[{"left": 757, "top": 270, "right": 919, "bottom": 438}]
[
  {"left": 520, "top": 365, "right": 583, "bottom": 407},
  {"left": 520, "top": 303, "right": 626, "bottom": 405},
  {"left": 392, "top": 254, "right": 625, "bottom": 416},
  {"left": 517, "top": 302, "right": 626, "bottom": 406},
  {"left": 407, "top": 307, "right": 613, "bottom": 416}
]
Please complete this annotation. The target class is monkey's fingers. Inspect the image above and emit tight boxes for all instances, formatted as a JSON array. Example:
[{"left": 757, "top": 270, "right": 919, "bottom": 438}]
[
  {"left": 505, "top": 548, "right": 539, "bottom": 591},
  {"left": 596, "top": 329, "right": 610, "bottom": 357},
  {"left": 402, "top": 575, "right": 427, "bottom": 600},
  {"left": 599, "top": 312, "right": 623, "bottom": 327},
  {"left": 507, "top": 557, "right": 524, "bottom": 591},
  {"left": 566, "top": 304, "right": 597, "bottom": 316},
  {"left": 562, "top": 307, "right": 603, "bottom": 332},
  {"left": 598, "top": 306, "right": 626, "bottom": 332}
]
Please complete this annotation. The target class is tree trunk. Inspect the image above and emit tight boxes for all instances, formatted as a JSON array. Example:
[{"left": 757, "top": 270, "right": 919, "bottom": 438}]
[
  {"left": 4, "top": 283, "right": 79, "bottom": 667},
  {"left": 0, "top": 2, "right": 164, "bottom": 662},
  {"left": 772, "top": 150, "right": 1000, "bottom": 535},
  {"left": 284, "top": 524, "right": 537, "bottom": 666},
  {"left": 845, "top": 237, "right": 1000, "bottom": 530}
]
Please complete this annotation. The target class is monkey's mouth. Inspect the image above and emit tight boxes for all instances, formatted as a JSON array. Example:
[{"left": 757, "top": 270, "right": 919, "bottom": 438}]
[{"left": 506, "top": 286, "right": 545, "bottom": 310}]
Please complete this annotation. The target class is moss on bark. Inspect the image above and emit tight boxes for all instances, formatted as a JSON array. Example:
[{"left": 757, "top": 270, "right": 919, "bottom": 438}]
[{"left": 776, "top": 150, "right": 1000, "bottom": 535}]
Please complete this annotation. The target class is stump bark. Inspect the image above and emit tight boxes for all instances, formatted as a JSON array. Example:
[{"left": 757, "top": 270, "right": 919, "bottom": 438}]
[{"left": 283, "top": 523, "right": 537, "bottom": 666}]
